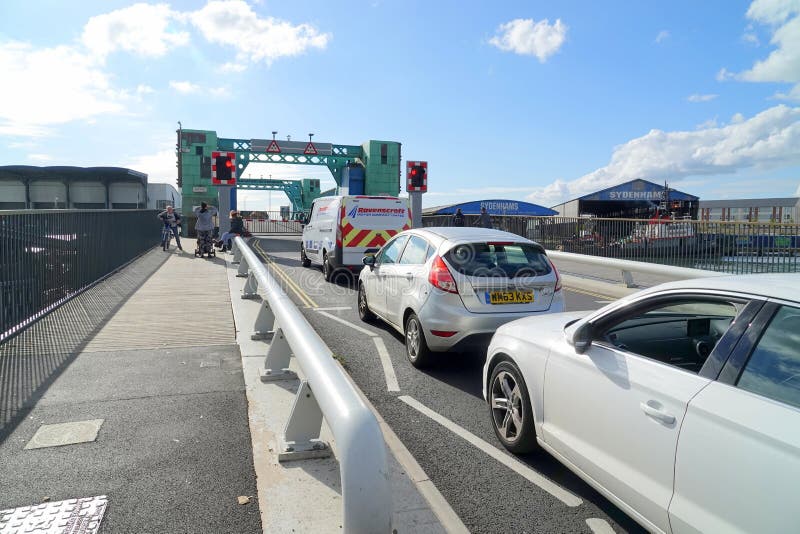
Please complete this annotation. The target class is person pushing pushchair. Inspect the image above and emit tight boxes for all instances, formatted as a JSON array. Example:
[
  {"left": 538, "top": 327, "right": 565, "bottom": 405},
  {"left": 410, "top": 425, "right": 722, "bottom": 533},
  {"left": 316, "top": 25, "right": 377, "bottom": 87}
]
[{"left": 193, "top": 202, "right": 218, "bottom": 257}]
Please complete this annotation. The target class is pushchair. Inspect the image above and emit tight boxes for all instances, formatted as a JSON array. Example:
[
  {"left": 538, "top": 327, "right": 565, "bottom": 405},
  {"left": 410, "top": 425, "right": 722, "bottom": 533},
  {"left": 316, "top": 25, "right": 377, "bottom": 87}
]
[{"left": 195, "top": 230, "right": 216, "bottom": 258}]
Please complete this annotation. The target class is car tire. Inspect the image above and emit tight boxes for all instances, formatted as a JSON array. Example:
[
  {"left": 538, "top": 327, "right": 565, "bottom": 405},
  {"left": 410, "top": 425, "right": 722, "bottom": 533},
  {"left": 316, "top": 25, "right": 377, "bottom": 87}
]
[
  {"left": 322, "top": 252, "right": 333, "bottom": 282},
  {"left": 301, "top": 245, "right": 311, "bottom": 267},
  {"left": 489, "top": 360, "right": 538, "bottom": 454},
  {"left": 405, "top": 313, "right": 433, "bottom": 368},
  {"left": 358, "top": 283, "right": 375, "bottom": 322}
]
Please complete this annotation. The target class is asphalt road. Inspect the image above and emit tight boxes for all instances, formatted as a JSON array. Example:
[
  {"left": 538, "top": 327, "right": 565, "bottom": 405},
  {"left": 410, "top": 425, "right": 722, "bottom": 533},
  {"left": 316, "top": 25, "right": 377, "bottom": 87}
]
[{"left": 255, "top": 236, "right": 645, "bottom": 534}]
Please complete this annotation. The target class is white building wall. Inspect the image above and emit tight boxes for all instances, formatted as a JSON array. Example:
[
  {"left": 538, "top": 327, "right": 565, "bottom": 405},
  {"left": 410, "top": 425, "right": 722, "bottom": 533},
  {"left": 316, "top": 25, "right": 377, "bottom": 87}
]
[
  {"left": 109, "top": 182, "right": 144, "bottom": 208},
  {"left": 29, "top": 181, "right": 67, "bottom": 207},
  {"left": 70, "top": 182, "right": 106, "bottom": 207},
  {"left": 0, "top": 180, "right": 26, "bottom": 207}
]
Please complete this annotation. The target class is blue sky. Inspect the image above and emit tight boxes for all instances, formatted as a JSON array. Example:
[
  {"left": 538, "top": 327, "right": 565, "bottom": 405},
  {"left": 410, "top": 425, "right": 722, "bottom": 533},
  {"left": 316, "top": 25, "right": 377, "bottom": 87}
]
[{"left": 1, "top": 0, "right": 798, "bottom": 210}]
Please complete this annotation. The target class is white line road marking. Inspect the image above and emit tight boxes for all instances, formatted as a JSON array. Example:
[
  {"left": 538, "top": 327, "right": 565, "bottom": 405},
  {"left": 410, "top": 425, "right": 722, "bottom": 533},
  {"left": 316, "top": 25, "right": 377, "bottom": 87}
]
[
  {"left": 316, "top": 310, "right": 377, "bottom": 337},
  {"left": 314, "top": 306, "right": 352, "bottom": 311},
  {"left": 398, "top": 395, "right": 583, "bottom": 508},
  {"left": 586, "top": 518, "right": 615, "bottom": 534},
  {"left": 372, "top": 337, "right": 400, "bottom": 392}
]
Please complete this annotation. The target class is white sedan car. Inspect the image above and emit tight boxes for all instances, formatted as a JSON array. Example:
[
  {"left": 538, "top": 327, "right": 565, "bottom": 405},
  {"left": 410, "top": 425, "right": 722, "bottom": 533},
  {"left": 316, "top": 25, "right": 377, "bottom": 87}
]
[
  {"left": 359, "top": 227, "right": 564, "bottom": 367},
  {"left": 484, "top": 274, "right": 800, "bottom": 534}
]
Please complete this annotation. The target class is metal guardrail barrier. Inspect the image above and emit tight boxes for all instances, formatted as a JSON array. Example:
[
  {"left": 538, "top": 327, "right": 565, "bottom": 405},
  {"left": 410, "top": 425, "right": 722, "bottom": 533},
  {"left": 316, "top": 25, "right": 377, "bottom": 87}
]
[
  {"left": 0, "top": 209, "right": 160, "bottom": 342},
  {"left": 423, "top": 215, "right": 800, "bottom": 274},
  {"left": 547, "top": 250, "right": 725, "bottom": 287},
  {"left": 231, "top": 236, "right": 391, "bottom": 534}
]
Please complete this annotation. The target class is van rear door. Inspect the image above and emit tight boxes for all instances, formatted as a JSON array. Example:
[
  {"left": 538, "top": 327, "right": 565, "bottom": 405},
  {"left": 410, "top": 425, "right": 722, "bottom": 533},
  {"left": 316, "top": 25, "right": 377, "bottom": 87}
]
[
  {"left": 303, "top": 197, "right": 337, "bottom": 265},
  {"left": 340, "top": 197, "right": 410, "bottom": 267}
]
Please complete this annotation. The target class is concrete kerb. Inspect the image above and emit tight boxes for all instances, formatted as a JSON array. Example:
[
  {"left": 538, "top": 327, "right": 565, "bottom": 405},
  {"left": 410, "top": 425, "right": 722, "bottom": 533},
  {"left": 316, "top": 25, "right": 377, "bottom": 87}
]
[{"left": 223, "top": 252, "right": 447, "bottom": 534}]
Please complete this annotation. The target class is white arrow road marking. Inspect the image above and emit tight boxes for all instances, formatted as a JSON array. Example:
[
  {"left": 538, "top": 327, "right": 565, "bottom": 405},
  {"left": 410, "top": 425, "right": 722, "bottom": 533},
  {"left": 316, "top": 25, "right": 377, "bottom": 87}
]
[
  {"left": 316, "top": 310, "right": 378, "bottom": 337},
  {"left": 398, "top": 395, "right": 583, "bottom": 507},
  {"left": 586, "top": 518, "right": 615, "bottom": 533},
  {"left": 372, "top": 337, "right": 400, "bottom": 392}
]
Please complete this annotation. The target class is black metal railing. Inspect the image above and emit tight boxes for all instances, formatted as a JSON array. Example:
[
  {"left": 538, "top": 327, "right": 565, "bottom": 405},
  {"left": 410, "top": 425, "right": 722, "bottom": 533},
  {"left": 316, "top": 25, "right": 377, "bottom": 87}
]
[
  {"left": 423, "top": 215, "right": 800, "bottom": 274},
  {"left": 0, "top": 210, "right": 161, "bottom": 341},
  {"left": 239, "top": 210, "right": 308, "bottom": 235}
]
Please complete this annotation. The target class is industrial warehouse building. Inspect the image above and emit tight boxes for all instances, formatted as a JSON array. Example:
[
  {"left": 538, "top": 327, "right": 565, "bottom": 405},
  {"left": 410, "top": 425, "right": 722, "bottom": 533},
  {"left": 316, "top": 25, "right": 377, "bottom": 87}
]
[
  {"left": 147, "top": 183, "right": 182, "bottom": 211},
  {"left": 698, "top": 197, "right": 799, "bottom": 222},
  {"left": 550, "top": 179, "right": 699, "bottom": 219},
  {"left": 0, "top": 166, "right": 148, "bottom": 210}
]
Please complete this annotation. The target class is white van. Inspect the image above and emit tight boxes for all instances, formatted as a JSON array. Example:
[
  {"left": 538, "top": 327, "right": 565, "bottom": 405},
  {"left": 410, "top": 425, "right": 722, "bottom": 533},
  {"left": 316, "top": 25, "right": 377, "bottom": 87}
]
[{"left": 302, "top": 195, "right": 411, "bottom": 281}]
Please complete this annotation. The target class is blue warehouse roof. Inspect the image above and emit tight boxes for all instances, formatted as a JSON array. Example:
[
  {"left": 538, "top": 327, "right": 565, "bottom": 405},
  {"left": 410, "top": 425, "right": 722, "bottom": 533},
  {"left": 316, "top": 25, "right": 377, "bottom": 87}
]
[
  {"left": 575, "top": 179, "right": 698, "bottom": 203},
  {"left": 423, "top": 199, "right": 557, "bottom": 216}
]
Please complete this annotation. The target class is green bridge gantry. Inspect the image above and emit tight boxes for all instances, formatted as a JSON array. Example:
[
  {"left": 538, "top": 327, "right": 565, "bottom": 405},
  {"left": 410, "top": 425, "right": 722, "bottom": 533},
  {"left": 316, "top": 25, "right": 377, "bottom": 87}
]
[{"left": 177, "top": 129, "right": 401, "bottom": 214}]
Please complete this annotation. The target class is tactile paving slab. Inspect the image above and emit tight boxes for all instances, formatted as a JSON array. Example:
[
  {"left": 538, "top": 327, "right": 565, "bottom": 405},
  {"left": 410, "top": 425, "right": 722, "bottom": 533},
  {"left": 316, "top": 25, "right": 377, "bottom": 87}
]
[
  {"left": 25, "top": 420, "right": 104, "bottom": 450},
  {"left": 0, "top": 495, "right": 108, "bottom": 534}
]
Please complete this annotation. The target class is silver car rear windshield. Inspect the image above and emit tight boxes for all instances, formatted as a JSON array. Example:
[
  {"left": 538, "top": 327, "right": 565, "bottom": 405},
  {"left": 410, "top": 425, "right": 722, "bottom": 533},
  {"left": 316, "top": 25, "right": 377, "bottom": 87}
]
[{"left": 444, "top": 242, "right": 552, "bottom": 278}]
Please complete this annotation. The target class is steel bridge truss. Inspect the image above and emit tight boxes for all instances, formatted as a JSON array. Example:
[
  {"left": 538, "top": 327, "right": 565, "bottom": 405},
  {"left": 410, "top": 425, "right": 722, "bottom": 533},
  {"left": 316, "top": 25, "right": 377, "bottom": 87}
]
[{"left": 217, "top": 138, "right": 364, "bottom": 180}]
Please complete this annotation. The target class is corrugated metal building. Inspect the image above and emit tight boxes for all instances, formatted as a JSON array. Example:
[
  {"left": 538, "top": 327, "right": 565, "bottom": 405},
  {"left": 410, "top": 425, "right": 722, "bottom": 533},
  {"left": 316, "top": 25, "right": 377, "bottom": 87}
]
[
  {"left": 698, "top": 197, "right": 800, "bottom": 222},
  {"left": 551, "top": 179, "right": 698, "bottom": 219},
  {"left": 0, "top": 166, "right": 147, "bottom": 209}
]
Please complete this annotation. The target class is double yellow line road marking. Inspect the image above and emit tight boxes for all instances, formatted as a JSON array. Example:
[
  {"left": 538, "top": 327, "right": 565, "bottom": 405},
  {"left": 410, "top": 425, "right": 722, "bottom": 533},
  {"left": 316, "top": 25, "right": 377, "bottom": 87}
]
[{"left": 252, "top": 239, "right": 318, "bottom": 309}]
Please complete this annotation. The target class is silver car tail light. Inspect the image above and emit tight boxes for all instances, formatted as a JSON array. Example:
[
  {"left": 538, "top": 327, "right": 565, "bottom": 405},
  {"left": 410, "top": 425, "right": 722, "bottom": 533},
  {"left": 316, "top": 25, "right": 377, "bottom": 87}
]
[
  {"left": 547, "top": 257, "right": 562, "bottom": 292},
  {"left": 428, "top": 255, "right": 459, "bottom": 293}
]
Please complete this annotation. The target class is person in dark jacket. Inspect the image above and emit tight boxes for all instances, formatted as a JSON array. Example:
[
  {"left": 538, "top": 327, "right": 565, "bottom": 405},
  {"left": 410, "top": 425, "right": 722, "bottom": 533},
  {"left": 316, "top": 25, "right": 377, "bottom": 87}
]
[
  {"left": 451, "top": 208, "right": 465, "bottom": 227},
  {"left": 475, "top": 206, "right": 493, "bottom": 228},
  {"left": 218, "top": 210, "right": 245, "bottom": 251}
]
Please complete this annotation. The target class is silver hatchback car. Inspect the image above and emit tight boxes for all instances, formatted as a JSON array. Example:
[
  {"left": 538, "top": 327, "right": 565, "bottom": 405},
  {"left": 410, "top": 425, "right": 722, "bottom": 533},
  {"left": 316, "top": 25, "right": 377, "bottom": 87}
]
[{"left": 358, "top": 227, "right": 565, "bottom": 367}]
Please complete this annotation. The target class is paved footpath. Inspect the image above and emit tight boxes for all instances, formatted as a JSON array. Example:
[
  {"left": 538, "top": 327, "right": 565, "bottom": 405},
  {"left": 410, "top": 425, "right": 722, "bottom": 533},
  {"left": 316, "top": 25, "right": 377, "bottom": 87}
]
[{"left": 0, "top": 248, "right": 261, "bottom": 533}]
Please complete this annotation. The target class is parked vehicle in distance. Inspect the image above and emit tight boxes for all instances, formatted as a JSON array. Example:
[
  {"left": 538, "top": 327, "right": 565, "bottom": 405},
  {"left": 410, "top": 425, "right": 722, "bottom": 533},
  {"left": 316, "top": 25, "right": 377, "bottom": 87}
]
[
  {"left": 359, "top": 227, "right": 564, "bottom": 367},
  {"left": 301, "top": 195, "right": 410, "bottom": 282},
  {"left": 483, "top": 274, "right": 800, "bottom": 533}
]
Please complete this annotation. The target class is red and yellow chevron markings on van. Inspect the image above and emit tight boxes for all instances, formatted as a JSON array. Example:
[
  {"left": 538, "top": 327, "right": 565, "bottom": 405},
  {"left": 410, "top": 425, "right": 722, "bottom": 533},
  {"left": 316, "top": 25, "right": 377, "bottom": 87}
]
[{"left": 342, "top": 222, "right": 412, "bottom": 248}]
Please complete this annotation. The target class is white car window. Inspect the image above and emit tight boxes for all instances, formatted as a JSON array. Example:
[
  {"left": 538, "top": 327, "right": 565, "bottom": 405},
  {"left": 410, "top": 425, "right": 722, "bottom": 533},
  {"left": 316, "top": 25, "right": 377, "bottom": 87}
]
[
  {"left": 737, "top": 306, "right": 800, "bottom": 409},
  {"left": 399, "top": 236, "right": 429, "bottom": 265},
  {"left": 598, "top": 298, "right": 741, "bottom": 373},
  {"left": 377, "top": 235, "right": 409, "bottom": 265}
]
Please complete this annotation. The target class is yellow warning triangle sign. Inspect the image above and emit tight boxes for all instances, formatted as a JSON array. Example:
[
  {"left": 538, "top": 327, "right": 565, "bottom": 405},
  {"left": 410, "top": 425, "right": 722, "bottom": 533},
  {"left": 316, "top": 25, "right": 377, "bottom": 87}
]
[
  {"left": 304, "top": 142, "right": 318, "bottom": 155},
  {"left": 266, "top": 140, "right": 281, "bottom": 153}
]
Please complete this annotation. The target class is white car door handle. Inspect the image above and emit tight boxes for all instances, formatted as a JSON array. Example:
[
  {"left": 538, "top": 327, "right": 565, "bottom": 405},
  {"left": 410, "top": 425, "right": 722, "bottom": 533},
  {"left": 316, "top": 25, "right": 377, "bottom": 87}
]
[
  {"left": 405, "top": 273, "right": 414, "bottom": 280},
  {"left": 640, "top": 402, "right": 676, "bottom": 425}
]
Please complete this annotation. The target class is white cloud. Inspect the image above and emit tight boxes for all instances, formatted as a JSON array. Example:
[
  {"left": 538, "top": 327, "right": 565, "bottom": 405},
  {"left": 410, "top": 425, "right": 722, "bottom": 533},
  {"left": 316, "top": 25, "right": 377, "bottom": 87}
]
[
  {"left": 775, "top": 84, "right": 800, "bottom": 101},
  {"left": 221, "top": 62, "right": 247, "bottom": 73},
  {"left": 28, "top": 153, "right": 53, "bottom": 162},
  {"left": 796, "top": 183, "right": 800, "bottom": 195},
  {"left": 0, "top": 41, "right": 125, "bottom": 136},
  {"left": 125, "top": 146, "right": 178, "bottom": 186},
  {"left": 169, "top": 80, "right": 201, "bottom": 94},
  {"left": 185, "top": 0, "right": 330, "bottom": 65},
  {"left": 81, "top": 3, "right": 189, "bottom": 59},
  {"left": 687, "top": 93, "right": 718, "bottom": 102},
  {"left": 137, "top": 84, "right": 155, "bottom": 95},
  {"left": 527, "top": 105, "right": 800, "bottom": 205},
  {"left": 655, "top": 30, "right": 670, "bottom": 43},
  {"left": 727, "top": 1, "right": 800, "bottom": 99},
  {"left": 743, "top": 32, "right": 761, "bottom": 45},
  {"left": 696, "top": 118, "right": 719, "bottom": 129},
  {"left": 489, "top": 18, "right": 568, "bottom": 62}
]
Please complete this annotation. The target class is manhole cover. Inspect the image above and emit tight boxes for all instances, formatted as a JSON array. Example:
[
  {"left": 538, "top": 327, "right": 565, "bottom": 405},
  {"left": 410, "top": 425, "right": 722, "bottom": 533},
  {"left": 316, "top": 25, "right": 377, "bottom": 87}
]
[
  {"left": 25, "top": 420, "right": 104, "bottom": 450},
  {"left": 0, "top": 495, "right": 108, "bottom": 533}
]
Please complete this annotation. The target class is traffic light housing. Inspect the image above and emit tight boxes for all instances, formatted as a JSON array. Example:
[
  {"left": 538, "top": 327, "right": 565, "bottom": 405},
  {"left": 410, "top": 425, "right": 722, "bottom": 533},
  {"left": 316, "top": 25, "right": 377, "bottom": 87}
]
[
  {"left": 410, "top": 165, "right": 425, "bottom": 188},
  {"left": 212, "top": 151, "right": 236, "bottom": 185},
  {"left": 406, "top": 161, "right": 428, "bottom": 192}
]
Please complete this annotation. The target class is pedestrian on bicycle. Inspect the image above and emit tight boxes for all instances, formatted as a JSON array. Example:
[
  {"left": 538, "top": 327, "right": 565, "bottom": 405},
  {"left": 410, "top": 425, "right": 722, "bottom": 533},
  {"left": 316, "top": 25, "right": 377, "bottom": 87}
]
[
  {"left": 218, "top": 210, "right": 245, "bottom": 252},
  {"left": 158, "top": 205, "right": 183, "bottom": 251},
  {"left": 193, "top": 201, "right": 219, "bottom": 252}
]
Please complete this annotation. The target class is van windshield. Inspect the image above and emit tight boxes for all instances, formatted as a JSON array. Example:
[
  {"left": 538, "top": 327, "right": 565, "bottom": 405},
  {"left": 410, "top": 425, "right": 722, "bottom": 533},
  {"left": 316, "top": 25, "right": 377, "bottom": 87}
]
[{"left": 444, "top": 243, "right": 552, "bottom": 278}]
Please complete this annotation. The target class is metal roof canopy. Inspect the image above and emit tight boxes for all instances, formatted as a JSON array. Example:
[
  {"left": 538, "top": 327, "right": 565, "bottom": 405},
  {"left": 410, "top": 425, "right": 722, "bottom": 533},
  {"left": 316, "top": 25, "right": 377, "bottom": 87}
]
[
  {"left": 0, "top": 165, "right": 147, "bottom": 184},
  {"left": 425, "top": 199, "right": 558, "bottom": 216},
  {"left": 574, "top": 179, "right": 698, "bottom": 203}
]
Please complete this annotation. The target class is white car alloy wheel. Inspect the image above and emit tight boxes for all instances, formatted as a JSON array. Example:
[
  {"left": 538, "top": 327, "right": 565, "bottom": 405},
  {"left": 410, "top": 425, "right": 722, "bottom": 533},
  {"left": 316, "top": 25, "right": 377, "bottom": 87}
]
[
  {"left": 358, "top": 283, "right": 375, "bottom": 322},
  {"left": 489, "top": 361, "right": 537, "bottom": 453},
  {"left": 405, "top": 313, "right": 432, "bottom": 368}
]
